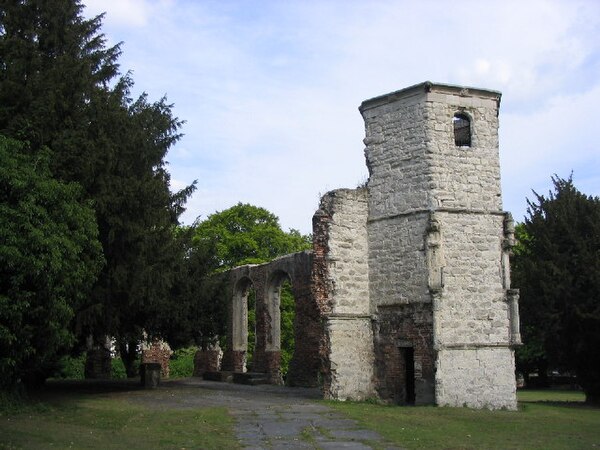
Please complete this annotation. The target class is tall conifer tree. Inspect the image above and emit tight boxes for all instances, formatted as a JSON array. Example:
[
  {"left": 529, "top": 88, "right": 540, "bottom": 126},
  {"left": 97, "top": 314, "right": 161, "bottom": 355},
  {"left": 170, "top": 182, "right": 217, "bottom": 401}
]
[
  {"left": 514, "top": 175, "right": 600, "bottom": 404},
  {"left": 0, "top": 0, "right": 195, "bottom": 379}
]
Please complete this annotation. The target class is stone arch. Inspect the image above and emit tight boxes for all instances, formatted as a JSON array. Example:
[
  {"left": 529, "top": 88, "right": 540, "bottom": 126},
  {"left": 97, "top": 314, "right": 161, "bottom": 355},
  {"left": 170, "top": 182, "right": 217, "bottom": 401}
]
[
  {"left": 222, "top": 274, "right": 256, "bottom": 373},
  {"left": 220, "top": 252, "right": 320, "bottom": 387},
  {"left": 265, "top": 269, "right": 292, "bottom": 352}
]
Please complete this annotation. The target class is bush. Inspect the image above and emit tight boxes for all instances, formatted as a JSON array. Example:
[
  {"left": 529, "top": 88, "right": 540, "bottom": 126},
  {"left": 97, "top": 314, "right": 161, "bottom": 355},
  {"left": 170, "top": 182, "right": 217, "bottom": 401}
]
[
  {"left": 56, "top": 354, "right": 86, "bottom": 380},
  {"left": 169, "top": 347, "right": 196, "bottom": 378},
  {"left": 111, "top": 358, "right": 128, "bottom": 379}
]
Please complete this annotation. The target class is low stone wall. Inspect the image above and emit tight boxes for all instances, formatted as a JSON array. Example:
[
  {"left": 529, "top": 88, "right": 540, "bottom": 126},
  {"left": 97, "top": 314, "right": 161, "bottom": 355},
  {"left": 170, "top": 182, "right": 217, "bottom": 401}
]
[
  {"left": 141, "top": 340, "right": 173, "bottom": 378},
  {"left": 193, "top": 348, "right": 222, "bottom": 377}
]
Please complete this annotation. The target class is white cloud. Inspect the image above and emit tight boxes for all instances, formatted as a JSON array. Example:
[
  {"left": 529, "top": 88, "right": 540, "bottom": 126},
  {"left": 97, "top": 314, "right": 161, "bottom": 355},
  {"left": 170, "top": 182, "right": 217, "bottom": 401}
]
[
  {"left": 501, "top": 83, "right": 600, "bottom": 220},
  {"left": 82, "top": 0, "right": 600, "bottom": 232},
  {"left": 83, "top": 0, "right": 156, "bottom": 27}
]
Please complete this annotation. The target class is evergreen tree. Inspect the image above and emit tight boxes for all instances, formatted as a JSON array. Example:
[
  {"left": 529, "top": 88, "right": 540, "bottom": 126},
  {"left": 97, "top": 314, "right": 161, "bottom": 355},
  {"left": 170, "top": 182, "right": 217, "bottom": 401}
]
[
  {"left": 513, "top": 175, "right": 600, "bottom": 404},
  {"left": 0, "top": 0, "right": 120, "bottom": 173},
  {"left": 0, "top": 0, "right": 196, "bottom": 378}
]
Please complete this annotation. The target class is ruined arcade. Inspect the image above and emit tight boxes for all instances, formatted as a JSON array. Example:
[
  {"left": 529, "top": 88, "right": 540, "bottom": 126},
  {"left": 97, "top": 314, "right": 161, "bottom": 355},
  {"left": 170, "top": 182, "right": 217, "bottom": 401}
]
[{"left": 211, "top": 82, "right": 521, "bottom": 410}]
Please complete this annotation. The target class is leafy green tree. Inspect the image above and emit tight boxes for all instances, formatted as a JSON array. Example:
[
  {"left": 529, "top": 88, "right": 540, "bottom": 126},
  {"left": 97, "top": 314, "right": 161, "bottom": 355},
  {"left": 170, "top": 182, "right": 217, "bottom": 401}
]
[
  {"left": 279, "top": 280, "right": 295, "bottom": 377},
  {"left": 191, "top": 203, "right": 311, "bottom": 371},
  {"left": 0, "top": 0, "right": 196, "bottom": 378},
  {"left": 513, "top": 175, "right": 600, "bottom": 404},
  {"left": 193, "top": 203, "right": 310, "bottom": 269},
  {"left": 0, "top": 136, "right": 104, "bottom": 388}
]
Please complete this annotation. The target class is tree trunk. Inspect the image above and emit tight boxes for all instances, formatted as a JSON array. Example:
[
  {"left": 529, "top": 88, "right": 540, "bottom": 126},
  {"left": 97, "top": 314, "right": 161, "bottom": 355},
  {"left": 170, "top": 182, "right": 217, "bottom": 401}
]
[{"left": 119, "top": 339, "right": 139, "bottom": 378}]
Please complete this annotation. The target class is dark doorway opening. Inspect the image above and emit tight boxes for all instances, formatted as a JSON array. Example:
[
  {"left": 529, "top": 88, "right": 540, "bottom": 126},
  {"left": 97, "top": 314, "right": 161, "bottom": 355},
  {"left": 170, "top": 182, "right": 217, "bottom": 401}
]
[{"left": 400, "top": 346, "right": 415, "bottom": 405}]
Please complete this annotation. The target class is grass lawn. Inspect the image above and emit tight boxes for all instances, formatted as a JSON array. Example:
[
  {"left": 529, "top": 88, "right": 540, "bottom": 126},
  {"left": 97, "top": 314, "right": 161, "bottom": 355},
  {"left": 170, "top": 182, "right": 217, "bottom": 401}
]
[
  {"left": 1, "top": 384, "right": 598, "bottom": 449},
  {"left": 328, "top": 389, "right": 599, "bottom": 449},
  {"left": 0, "top": 381, "right": 239, "bottom": 450}
]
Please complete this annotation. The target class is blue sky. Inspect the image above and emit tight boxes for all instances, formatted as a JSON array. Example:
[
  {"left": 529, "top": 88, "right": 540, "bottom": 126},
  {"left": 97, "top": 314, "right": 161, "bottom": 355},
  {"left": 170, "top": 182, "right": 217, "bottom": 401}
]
[{"left": 83, "top": 0, "right": 600, "bottom": 234}]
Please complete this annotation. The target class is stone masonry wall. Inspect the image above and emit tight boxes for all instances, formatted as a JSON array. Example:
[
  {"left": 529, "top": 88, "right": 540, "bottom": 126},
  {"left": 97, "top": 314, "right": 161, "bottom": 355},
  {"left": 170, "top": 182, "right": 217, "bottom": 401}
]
[
  {"left": 360, "top": 82, "right": 518, "bottom": 409},
  {"left": 433, "top": 211, "right": 517, "bottom": 409},
  {"left": 434, "top": 212, "right": 509, "bottom": 345},
  {"left": 368, "top": 214, "right": 430, "bottom": 307},
  {"left": 224, "top": 252, "right": 320, "bottom": 387},
  {"left": 435, "top": 347, "right": 516, "bottom": 409},
  {"left": 425, "top": 91, "right": 502, "bottom": 211},
  {"left": 361, "top": 86, "right": 434, "bottom": 405},
  {"left": 362, "top": 90, "right": 431, "bottom": 218},
  {"left": 193, "top": 348, "right": 222, "bottom": 377},
  {"left": 314, "top": 188, "right": 376, "bottom": 400}
]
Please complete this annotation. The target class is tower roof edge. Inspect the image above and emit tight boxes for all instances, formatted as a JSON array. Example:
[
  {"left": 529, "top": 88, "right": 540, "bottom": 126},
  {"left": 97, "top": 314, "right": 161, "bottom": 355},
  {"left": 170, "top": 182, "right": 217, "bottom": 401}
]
[{"left": 359, "top": 81, "right": 502, "bottom": 114}]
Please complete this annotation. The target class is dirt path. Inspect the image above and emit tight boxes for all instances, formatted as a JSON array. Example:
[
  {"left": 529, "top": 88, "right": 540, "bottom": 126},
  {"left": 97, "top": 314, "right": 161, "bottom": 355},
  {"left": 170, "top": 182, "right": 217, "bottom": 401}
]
[{"left": 124, "top": 378, "right": 401, "bottom": 449}]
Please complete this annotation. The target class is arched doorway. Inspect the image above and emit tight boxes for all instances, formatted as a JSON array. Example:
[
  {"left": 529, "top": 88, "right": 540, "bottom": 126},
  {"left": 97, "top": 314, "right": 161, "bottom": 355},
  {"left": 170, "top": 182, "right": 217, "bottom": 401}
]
[
  {"left": 231, "top": 277, "right": 256, "bottom": 372},
  {"left": 265, "top": 271, "right": 296, "bottom": 383}
]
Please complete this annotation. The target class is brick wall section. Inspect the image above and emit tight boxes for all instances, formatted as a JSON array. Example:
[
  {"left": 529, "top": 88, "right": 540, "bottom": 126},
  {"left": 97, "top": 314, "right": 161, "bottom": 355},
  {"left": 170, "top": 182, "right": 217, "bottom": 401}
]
[
  {"left": 222, "top": 350, "right": 245, "bottom": 372},
  {"left": 193, "top": 349, "right": 222, "bottom": 377},
  {"left": 374, "top": 304, "right": 435, "bottom": 404},
  {"left": 141, "top": 340, "right": 173, "bottom": 378},
  {"left": 308, "top": 207, "right": 333, "bottom": 390},
  {"left": 285, "top": 252, "right": 322, "bottom": 387}
]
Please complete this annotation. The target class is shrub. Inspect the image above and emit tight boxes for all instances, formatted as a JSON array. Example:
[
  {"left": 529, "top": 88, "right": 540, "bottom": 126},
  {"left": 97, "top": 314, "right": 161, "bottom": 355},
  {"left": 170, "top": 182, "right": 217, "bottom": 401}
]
[{"left": 169, "top": 347, "right": 196, "bottom": 378}]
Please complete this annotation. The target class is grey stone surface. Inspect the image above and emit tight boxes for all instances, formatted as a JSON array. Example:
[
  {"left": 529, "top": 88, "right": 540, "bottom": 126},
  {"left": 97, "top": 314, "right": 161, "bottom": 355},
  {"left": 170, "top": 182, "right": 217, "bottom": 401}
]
[
  {"left": 215, "top": 81, "right": 519, "bottom": 411},
  {"left": 129, "top": 378, "right": 402, "bottom": 449}
]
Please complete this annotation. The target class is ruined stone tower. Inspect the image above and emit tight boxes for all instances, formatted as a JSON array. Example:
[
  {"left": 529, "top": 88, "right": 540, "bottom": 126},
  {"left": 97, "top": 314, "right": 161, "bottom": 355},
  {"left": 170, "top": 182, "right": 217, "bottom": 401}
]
[
  {"left": 219, "top": 81, "right": 520, "bottom": 410},
  {"left": 358, "top": 81, "right": 520, "bottom": 409}
]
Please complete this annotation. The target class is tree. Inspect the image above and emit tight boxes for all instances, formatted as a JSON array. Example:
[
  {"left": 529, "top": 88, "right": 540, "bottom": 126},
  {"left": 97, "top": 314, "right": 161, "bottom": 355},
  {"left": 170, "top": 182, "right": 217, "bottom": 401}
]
[
  {"left": 165, "top": 231, "right": 230, "bottom": 350},
  {"left": 190, "top": 203, "right": 311, "bottom": 371},
  {"left": 79, "top": 81, "right": 195, "bottom": 377},
  {"left": 0, "top": 136, "right": 104, "bottom": 388},
  {"left": 513, "top": 223, "right": 551, "bottom": 386},
  {"left": 0, "top": 0, "right": 121, "bottom": 169},
  {"left": 0, "top": 0, "right": 196, "bottom": 378},
  {"left": 192, "top": 203, "right": 311, "bottom": 269},
  {"left": 513, "top": 175, "right": 600, "bottom": 404}
]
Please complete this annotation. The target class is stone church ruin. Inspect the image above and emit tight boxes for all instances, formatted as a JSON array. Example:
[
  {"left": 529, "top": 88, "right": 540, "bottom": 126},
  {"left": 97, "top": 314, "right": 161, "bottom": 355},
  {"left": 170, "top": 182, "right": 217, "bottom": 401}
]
[{"left": 201, "top": 81, "right": 521, "bottom": 410}]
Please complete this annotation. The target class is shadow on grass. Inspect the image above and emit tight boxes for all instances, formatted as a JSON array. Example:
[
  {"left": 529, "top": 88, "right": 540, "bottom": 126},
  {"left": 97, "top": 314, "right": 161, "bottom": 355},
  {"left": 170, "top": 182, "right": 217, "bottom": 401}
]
[
  {"left": 44, "top": 378, "right": 145, "bottom": 395},
  {"left": 517, "top": 388, "right": 596, "bottom": 409}
]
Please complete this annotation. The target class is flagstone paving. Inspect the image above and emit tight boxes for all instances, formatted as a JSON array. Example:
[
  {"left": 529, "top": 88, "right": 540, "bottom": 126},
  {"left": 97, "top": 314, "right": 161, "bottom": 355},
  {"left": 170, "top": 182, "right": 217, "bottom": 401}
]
[{"left": 134, "top": 378, "right": 402, "bottom": 449}]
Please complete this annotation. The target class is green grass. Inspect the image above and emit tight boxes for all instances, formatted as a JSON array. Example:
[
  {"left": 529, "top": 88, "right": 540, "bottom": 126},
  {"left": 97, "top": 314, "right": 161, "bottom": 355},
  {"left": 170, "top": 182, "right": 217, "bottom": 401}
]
[
  {"left": 0, "top": 383, "right": 239, "bottom": 449},
  {"left": 2, "top": 385, "right": 597, "bottom": 449},
  {"left": 327, "top": 390, "right": 600, "bottom": 449}
]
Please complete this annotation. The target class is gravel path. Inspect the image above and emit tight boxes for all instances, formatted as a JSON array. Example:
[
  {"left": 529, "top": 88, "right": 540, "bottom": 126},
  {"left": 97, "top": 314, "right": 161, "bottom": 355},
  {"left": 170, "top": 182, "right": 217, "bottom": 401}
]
[{"left": 128, "top": 378, "right": 401, "bottom": 449}]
